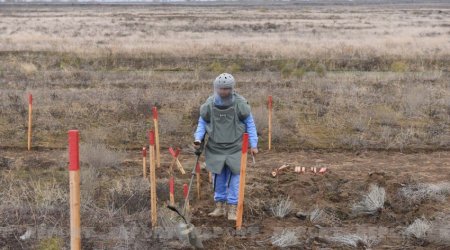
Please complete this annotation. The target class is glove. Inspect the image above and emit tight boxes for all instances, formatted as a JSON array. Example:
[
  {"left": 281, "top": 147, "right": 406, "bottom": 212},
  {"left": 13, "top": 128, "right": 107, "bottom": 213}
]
[
  {"left": 193, "top": 140, "right": 203, "bottom": 156},
  {"left": 193, "top": 140, "right": 201, "bottom": 150}
]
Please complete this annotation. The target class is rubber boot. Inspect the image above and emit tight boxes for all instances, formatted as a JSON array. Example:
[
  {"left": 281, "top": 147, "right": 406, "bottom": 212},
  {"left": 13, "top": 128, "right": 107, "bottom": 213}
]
[
  {"left": 208, "top": 201, "right": 226, "bottom": 217},
  {"left": 227, "top": 204, "right": 237, "bottom": 221}
]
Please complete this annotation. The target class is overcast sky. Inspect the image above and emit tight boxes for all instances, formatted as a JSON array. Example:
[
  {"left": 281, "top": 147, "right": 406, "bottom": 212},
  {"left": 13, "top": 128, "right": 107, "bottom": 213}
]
[{"left": 0, "top": 0, "right": 447, "bottom": 4}]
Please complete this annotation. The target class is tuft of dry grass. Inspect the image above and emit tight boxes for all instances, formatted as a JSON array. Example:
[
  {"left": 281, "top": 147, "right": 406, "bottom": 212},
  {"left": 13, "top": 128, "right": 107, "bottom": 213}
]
[
  {"left": 80, "top": 142, "right": 125, "bottom": 168},
  {"left": 1, "top": 177, "right": 67, "bottom": 210},
  {"left": 427, "top": 214, "right": 450, "bottom": 247},
  {"left": 81, "top": 166, "right": 100, "bottom": 203},
  {"left": 404, "top": 218, "right": 432, "bottom": 241},
  {"left": 352, "top": 184, "right": 385, "bottom": 216},
  {"left": 0, "top": 175, "right": 68, "bottom": 229},
  {"left": 328, "top": 234, "right": 380, "bottom": 248},
  {"left": 271, "top": 229, "right": 299, "bottom": 248},
  {"left": 399, "top": 182, "right": 450, "bottom": 205},
  {"left": 270, "top": 196, "right": 293, "bottom": 218},
  {"left": 309, "top": 206, "right": 341, "bottom": 227},
  {"left": 108, "top": 177, "right": 150, "bottom": 215},
  {"left": 18, "top": 62, "right": 38, "bottom": 76}
]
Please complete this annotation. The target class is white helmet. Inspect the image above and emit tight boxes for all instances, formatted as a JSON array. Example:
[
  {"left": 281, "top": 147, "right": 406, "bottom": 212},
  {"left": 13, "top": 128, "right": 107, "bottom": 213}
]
[
  {"left": 212, "top": 73, "right": 235, "bottom": 107},
  {"left": 213, "top": 73, "right": 235, "bottom": 89}
]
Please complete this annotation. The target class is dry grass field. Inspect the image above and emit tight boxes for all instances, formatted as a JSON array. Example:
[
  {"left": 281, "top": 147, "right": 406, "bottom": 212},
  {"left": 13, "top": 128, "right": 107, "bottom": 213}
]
[{"left": 1, "top": 2, "right": 450, "bottom": 249}]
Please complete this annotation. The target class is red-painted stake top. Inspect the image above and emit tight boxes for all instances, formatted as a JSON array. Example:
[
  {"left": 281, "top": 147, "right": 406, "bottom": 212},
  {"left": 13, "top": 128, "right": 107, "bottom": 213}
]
[
  {"left": 142, "top": 147, "right": 147, "bottom": 157},
  {"left": 28, "top": 94, "right": 33, "bottom": 105},
  {"left": 242, "top": 133, "right": 249, "bottom": 154},
  {"left": 268, "top": 95, "right": 272, "bottom": 109},
  {"left": 169, "top": 147, "right": 181, "bottom": 158},
  {"left": 169, "top": 177, "right": 174, "bottom": 194},
  {"left": 195, "top": 162, "right": 201, "bottom": 173},
  {"left": 68, "top": 130, "right": 79, "bottom": 171},
  {"left": 152, "top": 107, "right": 158, "bottom": 120},
  {"left": 169, "top": 147, "right": 175, "bottom": 157},
  {"left": 149, "top": 130, "right": 155, "bottom": 146},
  {"left": 183, "top": 184, "right": 188, "bottom": 198}
]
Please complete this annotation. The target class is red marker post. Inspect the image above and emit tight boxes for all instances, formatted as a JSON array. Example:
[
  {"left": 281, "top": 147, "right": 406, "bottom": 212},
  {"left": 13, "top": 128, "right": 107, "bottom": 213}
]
[
  {"left": 149, "top": 130, "right": 157, "bottom": 228},
  {"left": 168, "top": 147, "right": 181, "bottom": 205},
  {"left": 236, "top": 133, "right": 249, "bottom": 230},
  {"left": 142, "top": 147, "right": 147, "bottom": 178},
  {"left": 152, "top": 107, "right": 161, "bottom": 168},
  {"left": 27, "top": 94, "right": 33, "bottom": 151},
  {"left": 68, "top": 130, "right": 81, "bottom": 250},
  {"left": 268, "top": 95, "right": 273, "bottom": 151}
]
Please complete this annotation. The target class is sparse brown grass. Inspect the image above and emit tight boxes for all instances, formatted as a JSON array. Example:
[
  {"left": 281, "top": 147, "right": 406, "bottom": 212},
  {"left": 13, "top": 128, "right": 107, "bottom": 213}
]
[
  {"left": 80, "top": 142, "right": 125, "bottom": 168},
  {"left": 1, "top": 69, "right": 449, "bottom": 151},
  {"left": 18, "top": 62, "right": 38, "bottom": 76},
  {"left": 0, "top": 4, "right": 449, "bottom": 151},
  {"left": 0, "top": 5, "right": 448, "bottom": 69}
]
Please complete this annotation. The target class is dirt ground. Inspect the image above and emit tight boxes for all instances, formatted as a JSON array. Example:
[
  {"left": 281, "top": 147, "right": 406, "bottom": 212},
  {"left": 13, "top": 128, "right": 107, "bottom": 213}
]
[
  {"left": 1, "top": 1, "right": 449, "bottom": 249},
  {"left": 1, "top": 147, "right": 449, "bottom": 249}
]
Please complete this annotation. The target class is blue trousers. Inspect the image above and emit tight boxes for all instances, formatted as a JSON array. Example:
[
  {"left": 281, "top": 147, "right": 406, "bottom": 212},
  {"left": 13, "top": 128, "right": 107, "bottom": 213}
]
[{"left": 213, "top": 165, "right": 240, "bottom": 205}]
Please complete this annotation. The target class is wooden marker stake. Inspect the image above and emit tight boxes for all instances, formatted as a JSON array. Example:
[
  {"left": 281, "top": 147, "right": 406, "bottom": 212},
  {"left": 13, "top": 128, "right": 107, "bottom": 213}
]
[
  {"left": 169, "top": 147, "right": 185, "bottom": 174},
  {"left": 149, "top": 130, "right": 157, "bottom": 228},
  {"left": 268, "top": 95, "right": 273, "bottom": 151},
  {"left": 27, "top": 94, "right": 33, "bottom": 151},
  {"left": 167, "top": 147, "right": 179, "bottom": 205},
  {"left": 68, "top": 130, "right": 81, "bottom": 250},
  {"left": 236, "top": 133, "right": 249, "bottom": 230},
  {"left": 152, "top": 107, "right": 161, "bottom": 168},
  {"left": 196, "top": 162, "right": 201, "bottom": 200},
  {"left": 142, "top": 147, "right": 147, "bottom": 178}
]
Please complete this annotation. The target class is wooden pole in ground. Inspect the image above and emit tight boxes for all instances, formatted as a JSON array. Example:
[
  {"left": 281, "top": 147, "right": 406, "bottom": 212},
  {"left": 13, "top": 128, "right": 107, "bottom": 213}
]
[
  {"left": 268, "top": 95, "right": 272, "bottom": 151},
  {"left": 27, "top": 94, "right": 32, "bottom": 151},
  {"left": 152, "top": 107, "right": 161, "bottom": 168},
  {"left": 167, "top": 147, "right": 177, "bottom": 205},
  {"left": 196, "top": 162, "right": 201, "bottom": 200},
  {"left": 149, "top": 130, "right": 157, "bottom": 228},
  {"left": 183, "top": 183, "right": 189, "bottom": 211},
  {"left": 142, "top": 147, "right": 147, "bottom": 178},
  {"left": 168, "top": 148, "right": 176, "bottom": 173},
  {"left": 68, "top": 130, "right": 81, "bottom": 250},
  {"left": 236, "top": 133, "right": 249, "bottom": 230}
]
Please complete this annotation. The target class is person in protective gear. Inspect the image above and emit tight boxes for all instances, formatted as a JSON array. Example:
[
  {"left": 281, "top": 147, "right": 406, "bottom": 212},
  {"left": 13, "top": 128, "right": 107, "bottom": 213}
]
[{"left": 193, "top": 73, "right": 258, "bottom": 221}]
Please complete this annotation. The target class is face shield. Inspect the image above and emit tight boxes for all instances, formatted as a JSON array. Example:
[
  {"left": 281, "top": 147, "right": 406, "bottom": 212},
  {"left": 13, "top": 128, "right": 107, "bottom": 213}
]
[{"left": 213, "top": 73, "right": 236, "bottom": 107}]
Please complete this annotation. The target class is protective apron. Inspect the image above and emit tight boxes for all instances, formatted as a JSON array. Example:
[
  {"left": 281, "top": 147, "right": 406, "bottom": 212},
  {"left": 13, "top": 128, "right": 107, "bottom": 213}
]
[{"left": 201, "top": 95, "right": 249, "bottom": 175}]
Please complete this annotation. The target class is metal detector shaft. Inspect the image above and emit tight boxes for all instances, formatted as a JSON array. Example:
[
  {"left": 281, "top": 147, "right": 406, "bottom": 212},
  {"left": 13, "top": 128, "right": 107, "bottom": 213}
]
[
  {"left": 182, "top": 139, "right": 204, "bottom": 215},
  {"left": 183, "top": 154, "right": 200, "bottom": 214}
]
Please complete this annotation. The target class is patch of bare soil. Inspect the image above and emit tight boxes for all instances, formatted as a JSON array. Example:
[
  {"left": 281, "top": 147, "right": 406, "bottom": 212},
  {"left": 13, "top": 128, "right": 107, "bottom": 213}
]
[{"left": 1, "top": 148, "right": 449, "bottom": 248}]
